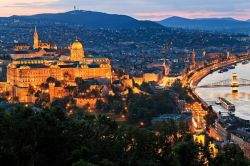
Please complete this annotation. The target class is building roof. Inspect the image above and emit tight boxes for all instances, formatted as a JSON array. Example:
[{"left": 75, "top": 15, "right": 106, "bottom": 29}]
[
  {"left": 15, "top": 57, "right": 45, "bottom": 61},
  {"left": 85, "top": 55, "right": 105, "bottom": 59},
  {"left": 71, "top": 40, "right": 83, "bottom": 50},
  {"left": 88, "top": 62, "right": 100, "bottom": 68},
  {"left": 16, "top": 64, "right": 48, "bottom": 68}
]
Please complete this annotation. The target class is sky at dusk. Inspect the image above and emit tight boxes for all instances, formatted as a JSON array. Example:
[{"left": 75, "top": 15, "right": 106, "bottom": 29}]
[{"left": 0, "top": 0, "right": 250, "bottom": 20}]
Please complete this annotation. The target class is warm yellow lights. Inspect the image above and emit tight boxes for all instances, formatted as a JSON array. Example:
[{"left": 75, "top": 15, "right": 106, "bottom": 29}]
[
  {"left": 193, "top": 134, "right": 205, "bottom": 146},
  {"left": 139, "top": 121, "right": 144, "bottom": 126},
  {"left": 70, "top": 39, "right": 85, "bottom": 61}
]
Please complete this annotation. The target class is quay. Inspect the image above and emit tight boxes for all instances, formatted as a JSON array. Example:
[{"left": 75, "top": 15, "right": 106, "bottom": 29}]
[{"left": 184, "top": 53, "right": 250, "bottom": 157}]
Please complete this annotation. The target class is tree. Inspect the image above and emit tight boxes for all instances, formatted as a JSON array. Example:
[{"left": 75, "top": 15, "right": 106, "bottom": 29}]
[
  {"left": 35, "top": 92, "right": 50, "bottom": 109},
  {"left": 72, "top": 160, "right": 95, "bottom": 166},
  {"left": 0, "top": 104, "right": 248, "bottom": 166},
  {"left": 27, "top": 84, "right": 35, "bottom": 95},
  {"left": 204, "top": 107, "right": 218, "bottom": 131},
  {"left": 139, "top": 82, "right": 153, "bottom": 94},
  {"left": 171, "top": 79, "right": 192, "bottom": 102},
  {"left": 127, "top": 92, "right": 175, "bottom": 125},
  {"left": 46, "top": 77, "right": 56, "bottom": 83},
  {"left": 211, "top": 143, "right": 250, "bottom": 166}
]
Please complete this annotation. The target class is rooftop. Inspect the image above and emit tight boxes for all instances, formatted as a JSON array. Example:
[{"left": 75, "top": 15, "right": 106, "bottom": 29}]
[{"left": 85, "top": 55, "right": 105, "bottom": 59}]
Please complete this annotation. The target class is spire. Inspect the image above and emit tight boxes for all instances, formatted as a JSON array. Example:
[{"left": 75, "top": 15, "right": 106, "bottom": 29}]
[
  {"left": 192, "top": 49, "right": 195, "bottom": 57},
  {"left": 202, "top": 50, "right": 206, "bottom": 57},
  {"left": 33, "top": 26, "right": 39, "bottom": 49}
]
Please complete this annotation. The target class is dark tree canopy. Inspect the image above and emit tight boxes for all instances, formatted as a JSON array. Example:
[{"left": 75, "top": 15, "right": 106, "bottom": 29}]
[{"left": 0, "top": 105, "right": 249, "bottom": 166}]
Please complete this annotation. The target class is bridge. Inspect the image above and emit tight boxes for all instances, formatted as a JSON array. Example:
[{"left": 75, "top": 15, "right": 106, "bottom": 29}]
[{"left": 198, "top": 73, "right": 250, "bottom": 92}]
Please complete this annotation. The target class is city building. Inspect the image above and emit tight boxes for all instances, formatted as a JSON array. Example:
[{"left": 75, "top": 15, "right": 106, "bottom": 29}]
[
  {"left": 151, "top": 112, "right": 192, "bottom": 127},
  {"left": 162, "top": 75, "right": 182, "bottom": 87},
  {"left": 0, "top": 28, "right": 112, "bottom": 103},
  {"left": 33, "top": 26, "right": 57, "bottom": 50}
]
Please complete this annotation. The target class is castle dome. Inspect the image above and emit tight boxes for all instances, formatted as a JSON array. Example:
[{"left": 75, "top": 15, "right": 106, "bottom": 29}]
[
  {"left": 70, "top": 39, "right": 84, "bottom": 61},
  {"left": 71, "top": 39, "right": 83, "bottom": 50}
]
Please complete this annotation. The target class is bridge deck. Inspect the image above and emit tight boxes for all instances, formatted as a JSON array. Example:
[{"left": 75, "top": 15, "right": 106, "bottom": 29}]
[
  {"left": 198, "top": 78, "right": 250, "bottom": 88},
  {"left": 198, "top": 84, "right": 250, "bottom": 88}
]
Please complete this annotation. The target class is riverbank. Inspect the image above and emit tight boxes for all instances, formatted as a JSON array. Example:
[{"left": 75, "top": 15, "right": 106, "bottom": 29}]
[
  {"left": 187, "top": 55, "right": 250, "bottom": 89},
  {"left": 187, "top": 55, "right": 250, "bottom": 158}
]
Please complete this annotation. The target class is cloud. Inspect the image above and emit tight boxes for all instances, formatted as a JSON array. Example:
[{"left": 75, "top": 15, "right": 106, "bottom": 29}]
[
  {"left": 0, "top": 0, "right": 60, "bottom": 16},
  {"left": 1, "top": 0, "right": 57, "bottom": 6},
  {"left": 0, "top": 0, "right": 250, "bottom": 20},
  {"left": 135, "top": 10, "right": 250, "bottom": 21}
]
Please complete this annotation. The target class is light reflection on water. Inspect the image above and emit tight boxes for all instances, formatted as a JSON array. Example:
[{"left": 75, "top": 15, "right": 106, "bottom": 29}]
[{"left": 196, "top": 62, "right": 250, "bottom": 120}]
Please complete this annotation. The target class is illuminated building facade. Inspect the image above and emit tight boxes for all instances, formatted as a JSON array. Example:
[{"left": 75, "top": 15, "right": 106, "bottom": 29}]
[
  {"left": 4, "top": 29, "right": 112, "bottom": 103},
  {"left": 70, "top": 39, "right": 84, "bottom": 61}
]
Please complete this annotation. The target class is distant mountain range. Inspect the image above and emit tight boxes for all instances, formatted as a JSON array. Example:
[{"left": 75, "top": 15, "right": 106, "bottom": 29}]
[
  {"left": 158, "top": 16, "right": 250, "bottom": 33},
  {"left": 0, "top": 10, "right": 162, "bottom": 29},
  {"left": 1, "top": 10, "right": 250, "bottom": 33}
]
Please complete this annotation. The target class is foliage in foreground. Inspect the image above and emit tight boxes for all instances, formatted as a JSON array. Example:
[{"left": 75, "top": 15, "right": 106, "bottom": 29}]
[{"left": 0, "top": 105, "right": 249, "bottom": 166}]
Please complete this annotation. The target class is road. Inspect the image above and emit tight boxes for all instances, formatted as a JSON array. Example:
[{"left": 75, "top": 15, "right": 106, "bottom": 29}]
[{"left": 184, "top": 54, "right": 250, "bottom": 136}]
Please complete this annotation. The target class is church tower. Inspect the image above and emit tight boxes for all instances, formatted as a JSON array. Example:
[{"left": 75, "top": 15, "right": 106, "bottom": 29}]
[
  {"left": 163, "top": 59, "right": 170, "bottom": 76},
  {"left": 33, "top": 26, "right": 39, "bottom": 49},
  {"left": 70, "top": 39, "right": 84, "bottom": 62}
]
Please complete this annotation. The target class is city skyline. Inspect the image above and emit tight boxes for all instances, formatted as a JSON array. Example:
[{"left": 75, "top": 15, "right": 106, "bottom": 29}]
[{"left": 0, "top": 0, "right": 250, "bottom": 21}]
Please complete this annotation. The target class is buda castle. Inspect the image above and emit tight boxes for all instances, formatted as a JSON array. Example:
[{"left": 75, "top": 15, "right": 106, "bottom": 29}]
[{"left": 3, "top": 28, "right": 112, "bottom": 103}]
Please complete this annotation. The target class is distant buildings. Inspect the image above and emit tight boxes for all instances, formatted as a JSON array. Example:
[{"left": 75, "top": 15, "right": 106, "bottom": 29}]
[
  {"left": 215, "top": 114, "right": 250, "bottom": 158},
  {"left": 151, "top": 112, "right": 192, "bottom": 127}
]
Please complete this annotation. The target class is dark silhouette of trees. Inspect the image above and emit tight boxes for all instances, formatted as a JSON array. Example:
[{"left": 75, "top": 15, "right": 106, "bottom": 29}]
[
  {"left": 171, "top": 79, "right": 192, "bottom": 102},
  {"left": 205, "top": 107, "right": 218, "bottom": 131},
  {"left": 0, "top": 105, "right": 249, "bottom": 166},
  {"left": 211, "top": 143, "right": 250, "bottom": 166},
  {"left": 127, "top": 92, "right": 175, "bottom": 125}
]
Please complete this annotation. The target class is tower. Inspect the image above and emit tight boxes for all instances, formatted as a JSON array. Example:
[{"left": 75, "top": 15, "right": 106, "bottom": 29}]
[
  {"left": 70, "top": 39, "right": 84, "bottom": 62},
  {"left": 49, "top": 82, "right": 55, "bottom": 102},
  {"left": 191, "top": 49, "right": 196, "bottom": 65},
  {"left": 231, "top": 73, "right": 239, "bottom": 93},
  {"left": 163, "top": 59, "right": 169, "bottom": 76},
  {"left": 202, "top": 50, "right": 206, "bottom": 57},
  {"left": 33, "top": 26, "right": 39, "bottom": 49},
  {"left": 226, "top": 51, "right": 230, "bottom": 59}
]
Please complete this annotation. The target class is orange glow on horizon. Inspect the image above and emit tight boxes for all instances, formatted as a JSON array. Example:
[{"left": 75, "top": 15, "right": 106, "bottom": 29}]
[
  {"left": 0, "top": 8, "right": 63, "bottom": 17},
  {"left": 0, "top": 1, "right": 249, "bottom": 21}
]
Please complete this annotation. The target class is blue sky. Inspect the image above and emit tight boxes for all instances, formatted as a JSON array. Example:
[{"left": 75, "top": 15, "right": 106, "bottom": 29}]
[{"left": 1, "top": 0, "right": 250, "bottom": 20}]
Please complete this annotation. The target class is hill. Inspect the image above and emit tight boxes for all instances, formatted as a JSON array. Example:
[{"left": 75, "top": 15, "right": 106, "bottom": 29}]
[
  {"left": 1, "top": 10, "right": 162, "bottom": 29},
  {"left": 158, "top": 16, "right": 250, "bottom": 33}
]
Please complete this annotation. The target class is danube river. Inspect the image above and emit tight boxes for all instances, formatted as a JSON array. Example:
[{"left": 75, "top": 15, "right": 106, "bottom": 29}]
[{"left": 196, "top": 62, "right": 250, "bottom": 120}]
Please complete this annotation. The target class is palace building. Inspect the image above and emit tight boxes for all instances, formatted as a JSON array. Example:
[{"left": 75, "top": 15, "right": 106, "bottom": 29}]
[{"left": 3, "top": 27, "right": 112, "bottom": 103}]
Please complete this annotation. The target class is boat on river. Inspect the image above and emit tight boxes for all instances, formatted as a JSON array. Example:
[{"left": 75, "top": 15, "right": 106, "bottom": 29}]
[
  {"left": 242, "top": 60, "right": 249, "bottom": 65},
  {"left": 228, "top": 65, "right": 235, "bottom": 69},
  {"left": 218, "top": 67, "right": 228, "bottom": 73},
  {"left": 215, "top": 99, "right": 221, "bottom": 105},
  {"left": 218, "top": 97, "right": 235, "bottom": 112}
]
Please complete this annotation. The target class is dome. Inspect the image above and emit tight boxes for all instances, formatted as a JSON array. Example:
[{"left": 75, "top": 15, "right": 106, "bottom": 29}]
[{"left": 71, "top": 40, "right": 83, "bottom": 50}]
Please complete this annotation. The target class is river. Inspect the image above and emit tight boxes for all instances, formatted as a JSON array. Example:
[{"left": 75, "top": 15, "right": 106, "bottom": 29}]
[{"left": 196, "top": 62, "right": 250, "bottom": 120}]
